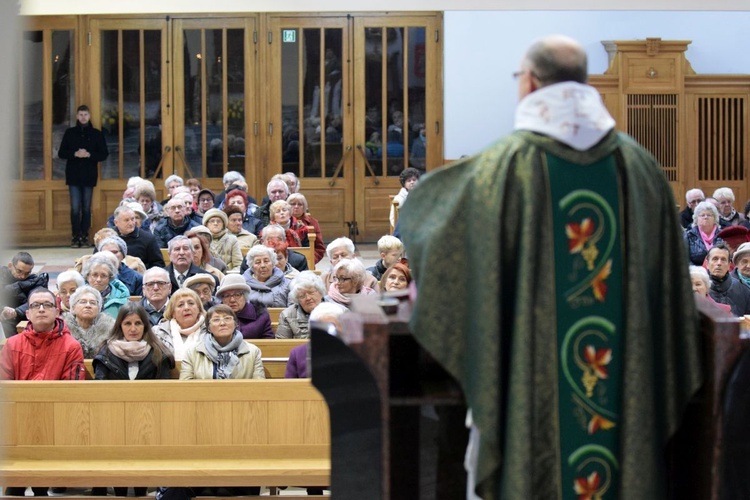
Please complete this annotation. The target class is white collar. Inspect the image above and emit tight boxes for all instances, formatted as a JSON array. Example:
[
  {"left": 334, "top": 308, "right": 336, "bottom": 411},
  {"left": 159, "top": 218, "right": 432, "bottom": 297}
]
[{"left": 514, "top": 82, "right": 615, "bottom": 151}]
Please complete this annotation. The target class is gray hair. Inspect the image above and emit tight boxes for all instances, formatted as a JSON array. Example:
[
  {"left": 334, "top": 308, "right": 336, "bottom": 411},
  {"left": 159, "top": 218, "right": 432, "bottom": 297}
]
[
  {"left": 266, "top": 179, "right": 289, "bottom": 196},
  {"left": 523, "top": 35, "right": 588, "bottom": 86},
  {"left": 260, "top": 224, "right": 286, "bottom": 242},
  {"left": 309, "top": 302, "right": 347, "bottom": 322},
  {"left": 113, "top": 205, "right": 135, "bottom": 220},
  {"left": 326, "top": 237, "right": 355, "bottom": 259},
  {"left": 56, "top": 270, "right": 85, "bottom": 289},
  {"left": 247, "top": 245, "right": 278, "bottom": 266},
  {"left": 713, "top": 187, "right": 735, "bottom": 203},
  {"left": 165, "top": 174, "right": 184, "bottom": 188},
  {"left": 83, "top": 254, "right": 117, "bottom": 281},
  {"left": 98, "top": 236, "right": 127, "bottom": 258},
  {"left": 70, "top": 285, "right": 103, "bottom": 312},
  {"left": 333, "top": 258, "right": 367, "bottom": 290},
  {"left": 167, "top": 235, "right": 193, "bottom": 256},
  {"left": 685, "top": 188, "right": 705, "bottom": 203},
  {"left": 143, "top": 266, "right": 169, "bottom": 282},
  {"left": 692, "top": 201, "right": 720, "bottom": 226},
  {"left": 689, "top": 265, "right": 710, "bottom": 291},
  {"left": 289, "top": 271, "right": 326, "bottom": 304},
  {"left": 223, "top": 171, "right": 245, "bottom": 185}
]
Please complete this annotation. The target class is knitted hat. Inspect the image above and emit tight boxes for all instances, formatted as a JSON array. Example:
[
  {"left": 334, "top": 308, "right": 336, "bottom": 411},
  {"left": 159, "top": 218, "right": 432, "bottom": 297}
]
[
  {"left": 203, "top": 208, "right": 228, "bottom": 227},
  {"left": 733, "top": 241, "right": 750, "bottom": 265},
  {"left": 183, "top": 274, "right": 216, "bottom": 291},
  {"left": 216, "top": 274, "right": 251, "bottom": 296}
]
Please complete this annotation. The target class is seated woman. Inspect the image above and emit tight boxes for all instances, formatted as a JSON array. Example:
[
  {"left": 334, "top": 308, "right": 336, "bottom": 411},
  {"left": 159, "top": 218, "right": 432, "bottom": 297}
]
[
  {"left": 225, "top": 188, "right": 263, "bottom": 236},
  {"left": 276, "top": 271, "right": 327, "bottom": 339},
  {"left": 269, "top": 240, "right": 299, "bottom": 279},
  {"left": 224, "top": 205, "right": 258, "bottom": 251},
  {"left": 55, "top": 269, "right": 85, "bottom": 314},
  {"left": 185, "top": 227, "right": 225, "bottom": 283},
  {"left": 63, "top": 285, "right": 115, "bottom": 358},
  {"left": 92, "top": 303, "right": 174, "bottom": 497},
  {"left": 243, "top": 245, "right": 291, "bottom": 308},
  {"left": 202, "top": 208, "right": 243, "bottom": 272},
  {"left": 380, "top": 262, "right": 412, "bottom": 293},
  {"left": 180, "top": 304, "right": 265, "bottom": 380},
  {"left": 184, "top": 274, "right": 220, "bottom": 311},
  {"left": 321, "top": 237, "right": 378, "bottom": 291},
  {"left": 288, "top": 193, "right": 325, "bottom": 264},
  {"left": 684, "top": 201, "right": 724, "bottom": 266},
  {"left": 690, "top": 265, "right": 731, "bottom": 313},
  {"left": 216, "top": 275, "right": 273, "bottom": 339},
  {"left": 269, "top": 200, "right": 308, "bottom": 247},
  {"left": 93, "top": 302, "right": 175, "bottom": 380},
  {"left": 133, "top": 180, "right": 163, "bottom": 226},
  {"left": 153, "top": 289, "right": 206, "bottom": 361},
  {"left": 327, "top": 258, "right": 377, "bottom": 308},
  {"left": 82, "top": 252, "right": 130, "bottom": 318}
]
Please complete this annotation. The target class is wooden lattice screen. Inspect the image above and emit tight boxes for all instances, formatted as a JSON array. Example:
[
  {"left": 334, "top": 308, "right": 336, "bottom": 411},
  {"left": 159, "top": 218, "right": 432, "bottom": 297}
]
[
  {"left": 697, "top": 96, "right": 746, "bottom": 182},
  {"left": 626, "top": 94, "right": 678, "bottom": 181}
]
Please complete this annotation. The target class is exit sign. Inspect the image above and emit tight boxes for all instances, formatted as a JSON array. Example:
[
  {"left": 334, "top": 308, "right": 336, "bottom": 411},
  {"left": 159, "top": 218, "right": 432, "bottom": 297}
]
[{"left": 282, "top": 30, "right": 296, "bottom": 43}]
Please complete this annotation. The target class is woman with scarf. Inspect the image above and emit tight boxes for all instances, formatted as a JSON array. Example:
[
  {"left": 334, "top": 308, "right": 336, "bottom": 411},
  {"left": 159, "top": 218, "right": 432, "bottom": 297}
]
[
  {"left": 268, "top": 200, "right": 309, "bottom": 247},
  {"left": 288, "top": 193, "right": 325, "bottom": 264},
  {"left": 63, "top": 285, "right": 115, "bottom": 358},
  {"left": 327, "top": 258, "right": 377, "bottom": 309},
  {"left": 684, "top": 201, "right": 724, "bottom": 266},
  {"left": 92, "top": 302, "right": 174, "bottom": 497},
  {"left": 180, "top": 304, "right": 265, "bottom": 379},
  {"left": 81, "top": 253, "right": 130, "bottom": 318},
  {"left": 202, "top": 208, "right": 243, "bottom": 272},
  {"left": 153, "top": 289, "right": 206, "bottom": 361},
  {"left": 242, "top": 245, "right": 291, "bottom": 308},
  {"left": 714, "top": 187, "right": 745, "bottom": 228}
]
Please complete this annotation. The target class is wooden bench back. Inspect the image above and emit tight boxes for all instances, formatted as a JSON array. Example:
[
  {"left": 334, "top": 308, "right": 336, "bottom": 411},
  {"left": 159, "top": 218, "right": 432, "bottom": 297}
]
[{"left": 0, "top": 379, "right": 329, "bottom": 487}]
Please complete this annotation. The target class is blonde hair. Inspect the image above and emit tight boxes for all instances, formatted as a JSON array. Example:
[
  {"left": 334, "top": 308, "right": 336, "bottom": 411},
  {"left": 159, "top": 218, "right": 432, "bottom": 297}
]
[
  {"left": 269, "top": 200, "right": 292, "bottom": 221},
  {"left": 377, "top": 235, "right": 404, "bottom": 253},
  {"left": 163, "top": 288, "right": 205, "bottom": 321}
]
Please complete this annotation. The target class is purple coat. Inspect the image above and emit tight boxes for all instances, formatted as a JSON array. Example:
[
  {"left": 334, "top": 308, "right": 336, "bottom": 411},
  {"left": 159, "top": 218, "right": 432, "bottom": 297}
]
[
  {"left": 284, "top": 344, "right": 309, "bottom": 378},
  {"left": 236, "top": 301, "right": 274, "bottom": 339}
]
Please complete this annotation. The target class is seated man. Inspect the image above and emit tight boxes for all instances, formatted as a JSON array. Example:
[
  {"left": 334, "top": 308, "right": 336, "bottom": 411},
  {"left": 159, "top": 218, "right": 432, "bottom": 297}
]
[
  {"left": 679, "top": 188, "right": 705, "bottom": 231},
  {"left": 238, "top": 224, "right": 309, "bottom": 275},
  {"left": 164, "top": 235, "right": 219, "bottom": 295},
  {"left": 321, "top": 237, "right": 378, "bottom": 291},
  {"left": 153, "top": 198, "right": 200, "bottom": 248},
  {"left": 98, "top": 236, "right": 143, "bottom": 296},
  {"left": 113, "top": 205, "right": 164, "bottom": 268},
  {"left": 0, "top": 287, "right": 84, "bottom": 380},
  {"left": 255, "top": 178, "right": 289, "bottom": 227},
  {"left": 366, "top": 235, "right": 404, "bottom": 280},
  {"left": 0, "top": 251, "right": 49, "bottom": 336},
  {"left": 707, "top": 243, "right": 750, "bottom": 315},
  {"left": 140, "top": 267, "right": 172, "bottom": 325}
]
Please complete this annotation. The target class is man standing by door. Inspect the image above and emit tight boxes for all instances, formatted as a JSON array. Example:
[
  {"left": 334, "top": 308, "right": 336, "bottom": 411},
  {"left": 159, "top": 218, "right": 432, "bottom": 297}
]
[{"left": 59, "top": 105, "right": 109, "bottom": 248}]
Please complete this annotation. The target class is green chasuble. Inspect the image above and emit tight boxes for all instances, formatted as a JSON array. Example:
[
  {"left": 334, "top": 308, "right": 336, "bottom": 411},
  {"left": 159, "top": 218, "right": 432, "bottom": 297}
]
[{"left": 400, "top": 130, "right": 704, "bottom": 499}]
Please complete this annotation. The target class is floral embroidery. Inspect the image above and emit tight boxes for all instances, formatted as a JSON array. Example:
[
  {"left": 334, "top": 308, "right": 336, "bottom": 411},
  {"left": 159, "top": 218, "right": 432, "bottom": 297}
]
[
  {"left": 582, "top": 344, "right": 612, "bottom": 397},
  {"left": 566, "top": 218, "right": 594, "bottom": 254},
  {"left": 590, "top": 260, "right": 612, "bottom": 302},
  {"left": 588, "top": 414, "right": 616, "bottom": 435},
  {"left": 574, "top": 471, "right": 602, "bottom": 500}
]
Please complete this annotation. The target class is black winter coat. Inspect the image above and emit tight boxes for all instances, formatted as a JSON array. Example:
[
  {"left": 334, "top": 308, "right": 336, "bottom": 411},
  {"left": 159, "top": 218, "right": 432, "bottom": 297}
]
[
  {"left": 58, "top": 122, "right": 109, "bottom": 187},
  {"left": 93, "top": 344, "right": 174, "bottom": 380}
]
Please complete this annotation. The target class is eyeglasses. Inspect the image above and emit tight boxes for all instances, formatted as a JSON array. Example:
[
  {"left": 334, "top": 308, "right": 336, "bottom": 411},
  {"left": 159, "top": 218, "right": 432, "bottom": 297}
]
[
  {"left": 333, "top": 276, "right": 352, "bottom": 283},
  {"left": 221, "top": 292, "right": 244, "bottom": 300},
  {"left": 11, "top": 263, "right": 32, "bottom": 278},
  {"left": 29, "top": 301, "right": 55, "bottom": 311},
  {"left": 144, "top": 281, "right": 169, "bottom": 289},
  {"left": 688, "top": 198, "right": 705, "bottom": 206},
  {"left": 512, "top": 69, "right": 541, "bottom": 81},
  {"left": 297, "top": 290, "right": 320, "bottom": 300},
  {"left": 88, "top": 272, "right": 111, "bottom": 281},
  {"left": 209, "top": 316, "right": 234, "bottom": 325}
]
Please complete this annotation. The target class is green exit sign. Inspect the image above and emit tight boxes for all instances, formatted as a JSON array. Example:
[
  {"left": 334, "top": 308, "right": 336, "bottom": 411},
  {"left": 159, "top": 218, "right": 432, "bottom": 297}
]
[{"left": 282, "top": 30, "right": 296, "bottom": 43}]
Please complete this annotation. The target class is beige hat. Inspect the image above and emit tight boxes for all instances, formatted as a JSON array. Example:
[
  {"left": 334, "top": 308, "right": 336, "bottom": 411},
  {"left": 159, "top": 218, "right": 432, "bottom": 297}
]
[
  {"left": 203, "top": 208, "right": 228, "bottom": 227},
  {"left": 733, "top": 242, "right": 750, "bottom": 265},
  {"left": 216, "top": 274, "right": 251, "bottom": 297},
  {"left": 126, "top": 202, "right": 148, "bottom": 220},
  {"left": 183, "top": 274, "right": 216, "bottom": 291},
  {"left": 189, "top": 225, "right": 212, "bottom": 238}
]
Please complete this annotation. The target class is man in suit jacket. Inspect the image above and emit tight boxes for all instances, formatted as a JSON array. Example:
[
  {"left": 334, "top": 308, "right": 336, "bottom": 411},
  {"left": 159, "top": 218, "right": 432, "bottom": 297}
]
[{"left": 163, "top": 236, "right": 219, "bottom": 296}]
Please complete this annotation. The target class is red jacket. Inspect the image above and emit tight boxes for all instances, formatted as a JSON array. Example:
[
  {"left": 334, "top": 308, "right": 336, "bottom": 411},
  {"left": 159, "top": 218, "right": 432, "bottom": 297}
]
[{"left": 0, "top": 318, "right": 85, "bottom": 380}]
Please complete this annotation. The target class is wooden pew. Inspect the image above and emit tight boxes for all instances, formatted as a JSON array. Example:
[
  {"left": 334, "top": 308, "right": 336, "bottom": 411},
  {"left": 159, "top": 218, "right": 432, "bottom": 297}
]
[
  {"left": 268, "top": 307, "right": 284, "bottom": 332},
  {"left": 80, "top": 339, "right": 308, "bottom": 380},
  {"left": 0, "top": 379, "right": 330, "bottom": 490},
  {"left": 161, "top": 248, "right": 170, "bottom": 265}
]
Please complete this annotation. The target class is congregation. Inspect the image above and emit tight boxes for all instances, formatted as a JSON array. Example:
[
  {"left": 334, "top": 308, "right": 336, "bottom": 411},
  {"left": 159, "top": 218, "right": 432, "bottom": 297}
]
[{"left": 0, "top": 169, "right": 419, "bottom": 496}]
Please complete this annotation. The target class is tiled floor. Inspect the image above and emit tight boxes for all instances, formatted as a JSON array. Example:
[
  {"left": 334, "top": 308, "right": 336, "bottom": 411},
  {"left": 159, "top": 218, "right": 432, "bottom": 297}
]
[{"left": 2, "top": 244, "right": 381, "bottom": 289}]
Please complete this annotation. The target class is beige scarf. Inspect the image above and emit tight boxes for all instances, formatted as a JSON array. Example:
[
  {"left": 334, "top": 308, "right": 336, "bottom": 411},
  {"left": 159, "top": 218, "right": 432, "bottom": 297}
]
[{"left": 169, "top": 316, "right": 205, "bottom": 361}]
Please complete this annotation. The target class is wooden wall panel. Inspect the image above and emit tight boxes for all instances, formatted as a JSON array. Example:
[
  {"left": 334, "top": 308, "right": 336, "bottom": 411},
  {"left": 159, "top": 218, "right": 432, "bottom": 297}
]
[
  {"left": 196, "top": 401, "right": 233, "bottom": 445},
  {"left": 52, "top": 189, "right": 72, "bottom": 231},
  {"left": 363, "top": 187, "right": 392, "bottom": 241},
  {"left": 303, "top": 400, "right": 330, "bottom": 444},
  {"left": 17, "top": 402, "right": 54, "bottom": 445},
  {"left": 233, "top": 401, "right": 269, "bottom": 445},
  {"left": 17, "top": 190, "right": 46, "bottom": 231},
  {"left": 160, "top": 402, "right": 197, "bottom": 445},
  {"left": 0, "top": 402, "right": 17, "bottom": 446},
  {"left": 126, "top": 402, "right": 160, "bottom": 445},
  {"left": 306, "top": 187, "right": 348, "bottom": 241},
  {"left": 267, "top": 401, "right": 304, "bottom": 444}
]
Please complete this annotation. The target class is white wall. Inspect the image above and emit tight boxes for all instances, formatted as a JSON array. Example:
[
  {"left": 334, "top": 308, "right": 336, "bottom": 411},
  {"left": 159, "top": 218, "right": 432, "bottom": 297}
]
[{"left": 444, "top": 11, "right": 750, "bottom": 158}]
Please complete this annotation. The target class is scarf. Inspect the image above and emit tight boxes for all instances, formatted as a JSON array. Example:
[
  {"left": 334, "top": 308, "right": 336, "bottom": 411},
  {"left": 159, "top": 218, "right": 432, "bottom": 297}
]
[
  {"left": 107, "top": 339, "right": 151, "bottom": 362},
  {"left": 99, "top": 284, "right": 112, "bottom": 300},
  {"left": 514, "top": 81, "right": 615, "bottom": 151},
  {"left": 326, "top": 283, "right": 377, "bottom": 306},
  {"left": 737, "top": 271, "right": 750, "bottom": 288},
  {"left": 170, "top": 316, "right": 205, "bottom": 360},
  {"left": 699, "top": 225, "right": 717, "bottom": 250},
  {"left": 202, "top": 331, "right": 243, "bottom": 379},
  {"left": 720, "top": 209, "right": 738, "bottom": 225}
]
